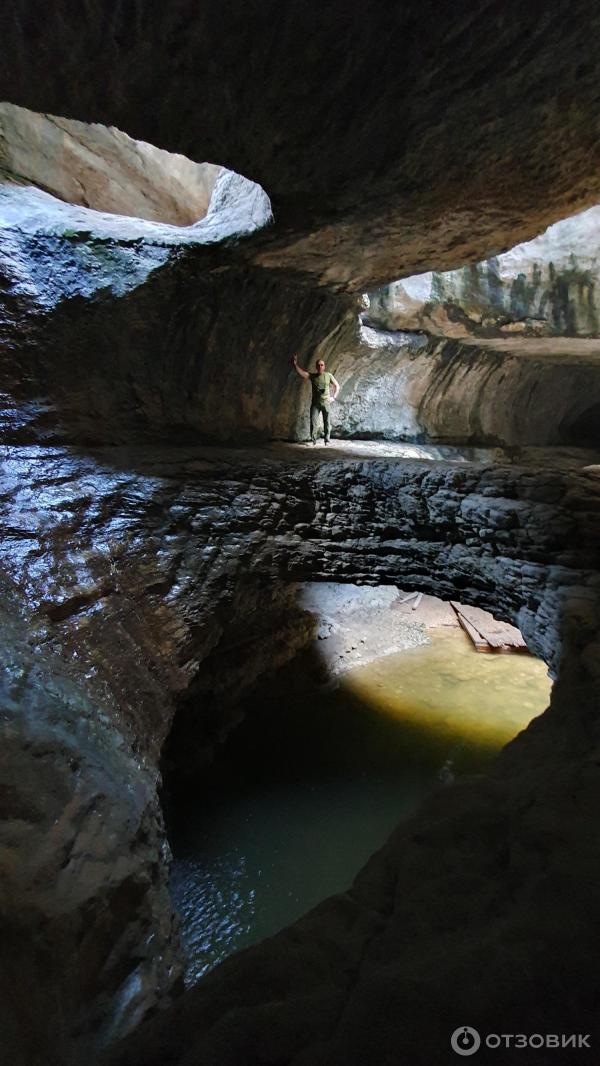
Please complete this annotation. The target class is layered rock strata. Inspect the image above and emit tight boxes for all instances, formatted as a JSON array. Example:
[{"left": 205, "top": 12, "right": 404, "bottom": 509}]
[
  {"left": 2, "top": 442, "right": 600, "bottom": 1062},
  {"left": 332, "top": 328, "right": 600, "bottom": 448},
  {"left": 4, "top": 188, "right": 600, "bottom": 453},
  {"left": 1, "top": 6, "right": 600, "bottom": 1064},
  {"left": 6, "top": 218, "right": 600, "bottom": 452}
]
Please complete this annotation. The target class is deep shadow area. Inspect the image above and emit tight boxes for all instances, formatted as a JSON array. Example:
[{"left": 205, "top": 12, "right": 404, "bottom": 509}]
[
  {"left": 165, "top": 627, "right": 551, "bottom": 985},
  {"left": 561, "top": 400, "right": 600, "bottom": 446}
]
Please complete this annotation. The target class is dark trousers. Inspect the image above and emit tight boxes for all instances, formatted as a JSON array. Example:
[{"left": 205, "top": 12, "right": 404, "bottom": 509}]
[{"left": 310, "top": 401, "right": 330, "bottom": 442}]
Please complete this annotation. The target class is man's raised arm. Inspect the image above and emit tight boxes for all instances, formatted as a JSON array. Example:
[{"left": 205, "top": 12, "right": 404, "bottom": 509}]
[{"left": 292, "top": 353, "right": 310, "bottom": 380}]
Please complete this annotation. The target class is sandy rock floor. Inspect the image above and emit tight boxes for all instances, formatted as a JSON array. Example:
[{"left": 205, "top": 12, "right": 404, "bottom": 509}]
[{"left": 296, "top": 583, "right": 460, "bottom": 678}]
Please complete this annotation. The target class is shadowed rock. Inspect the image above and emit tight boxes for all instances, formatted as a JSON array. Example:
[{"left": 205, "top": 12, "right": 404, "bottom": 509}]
[
  {"left": 2, "top": 4, "right": 600, "bottom": 1063},
  {"left": 3, "top": 1, "right": 600, "bottom": 288}
]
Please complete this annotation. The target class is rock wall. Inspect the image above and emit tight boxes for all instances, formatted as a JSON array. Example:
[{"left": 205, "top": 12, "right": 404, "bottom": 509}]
[
  {"left": 105, "top": 620, "right": 600, "bottom": 1066},
  {"left": 0, "top": 241, "right": 346, "bottom": 445},
  {"left": 366, "top": 205, "right": 600, "bottom": 339},
  {"left": 2, "top": 5, "right": 600, "bottom": 1062},
  {"left": 5, "top": 220, "right": 600, "bottom": 452},
  {"left": 330, "top": 326, "right": 600, "bottom": 448},
  {"left": 4, "top": 198, "right": 599, "bottom": 452},
  {"left": 2, "top": 442, "right": 600, "bottom": 1061},
  {"left": 0, "top": 574, "right": 181, "bottom": 1063}
]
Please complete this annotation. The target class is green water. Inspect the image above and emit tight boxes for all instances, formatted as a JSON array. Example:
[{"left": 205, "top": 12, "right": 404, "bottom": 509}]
[{"left": 169, "top": 628, "right": 552, "bottom": 985}]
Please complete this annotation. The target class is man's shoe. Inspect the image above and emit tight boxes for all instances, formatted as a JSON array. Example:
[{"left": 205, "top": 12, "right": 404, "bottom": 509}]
[{"left": 324, "top": 439, "right": 329, "bottom": 446}]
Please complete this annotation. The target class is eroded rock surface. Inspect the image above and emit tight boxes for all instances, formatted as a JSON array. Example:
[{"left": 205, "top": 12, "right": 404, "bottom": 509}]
[
  {"left": 0, "top": 102, "right": 223, "bottom": 226},
  {"left": 106, "top": 655, "right": 600, "bottom": 1066},
  {"left": 0, "top": 243, "right": 347, "bottom": 445},
  {"left": 0, "top": 575, "right": 181, "bottom": 1065},
  {"left": 366, "top": 205, "right": 600, "bottom": 339},
  {"left": 3, "top": 2, "right": 600, "bottom": 288},
  {"left": 333, "top": 328, "right": 600, "bottom": 448},
  {"left": 6, "top": 221, "right": 600, "bottom": 453},
  {"left": 2, "top": 443, "right": 600, "bottom": 1061},
  {"left": 3, "top": 5, "right": 600, "bottom": 1062}
]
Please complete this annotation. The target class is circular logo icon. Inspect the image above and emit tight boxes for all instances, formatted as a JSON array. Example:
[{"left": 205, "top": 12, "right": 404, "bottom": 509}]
[{"left": 451, "top": 1026, "right": 481, "bottom": 1056}]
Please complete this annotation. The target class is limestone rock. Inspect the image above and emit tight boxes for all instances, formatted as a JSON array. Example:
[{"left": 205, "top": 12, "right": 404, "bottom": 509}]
[
  {"left": 3, "top": 3, "right": 600, "bottom": 288},
  {"left": 1, "top": 441, "right": 599, "bottom": 1061},
  {"left": 366, "top": 205, "right": 600, "bottom": 338},
  {"left": 2, "top": 4, "right": 600, "bottom": 1062},
  {"left": 333, "top": 329, "right": 600, "bottom": 449},
  {"left": 0, "top": 102, "right": 222, "bottom": 226}
]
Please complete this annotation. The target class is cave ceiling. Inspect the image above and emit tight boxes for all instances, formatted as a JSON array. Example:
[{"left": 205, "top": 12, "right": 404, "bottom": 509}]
[{"left": 2, "top": 0, "right": 600, "bottom": 289}]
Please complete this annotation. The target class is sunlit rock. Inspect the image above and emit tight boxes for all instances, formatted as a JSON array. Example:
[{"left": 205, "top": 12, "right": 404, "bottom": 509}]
[
  {"left": 332, "top": 330, "right": 600, "bottom": 448},
  {"left": 0, "top": 106, "right": 272, "bottom": 326},
  {"left": 366, "top": 206, "right": 600, "bottom": 338},
  {"left": 4, "top": 5, "right": 600, "bottom": 288},
  {"left": 0, "top": 102, "right": 222, "bottom": 226}
]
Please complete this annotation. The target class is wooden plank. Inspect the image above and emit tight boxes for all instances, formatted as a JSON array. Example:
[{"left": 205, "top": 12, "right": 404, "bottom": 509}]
[
  {"left": 450, "top": 602, "right": 490, "bottom": 652},
  {"left": 398, "top": 591, "right": 419, "bottom": 604},
  {"left": 454, "top": 603, "right": 527, "bottom": 650},
  {"left": 412, "top": 591, "right": 423, "bottom": 611},
  {"left": 450, "top": 601, "right": 529, "bottom": 654}
]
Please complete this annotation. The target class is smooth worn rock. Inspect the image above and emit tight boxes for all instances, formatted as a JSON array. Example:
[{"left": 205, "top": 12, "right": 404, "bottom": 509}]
[
  {"left": 4, "top": 191, "right": 600, "bottom": 454},
  {"left": 366, "top": 205, "right": 600, "bottom": 339},
  {"left": 332, "top": 327, "right": 600, "bottom": 448},
  {"left": 2, "top": 5, "right": 600, "bottom": 1063},
  {"left": 1, "top": 442, "right": 600, "bottom": 1062},
  {"left": 3, "top": 2, "right": 600, "bottom": 289},
  {"left": 0, "top": 102, "right": 223, "bottom": 226},
  {"left": 0, "top": 243, "right": 348, "bottom": 445},
  {"left": 5, "top": 221, "right": 600, "bottom": 452}
]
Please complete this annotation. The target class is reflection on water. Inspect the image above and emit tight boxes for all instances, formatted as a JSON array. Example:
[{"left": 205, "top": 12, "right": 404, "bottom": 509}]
[{"left": 169, "top": 628, "right": 552, "bottom": 985}]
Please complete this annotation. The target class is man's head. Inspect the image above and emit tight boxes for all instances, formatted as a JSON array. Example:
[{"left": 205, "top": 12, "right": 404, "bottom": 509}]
[{"left": 315, "top": 359, "right": 326, "bottom": 372}]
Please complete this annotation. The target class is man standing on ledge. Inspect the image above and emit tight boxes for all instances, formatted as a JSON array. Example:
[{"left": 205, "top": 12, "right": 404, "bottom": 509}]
[{"left": 292, "top": 353, "right": 340, "bottom": 445}]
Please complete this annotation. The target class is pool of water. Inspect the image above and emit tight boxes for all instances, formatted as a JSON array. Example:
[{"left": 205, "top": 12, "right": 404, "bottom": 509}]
[{"left": 169, "top": 627, "right": 552, "bottom": 985}]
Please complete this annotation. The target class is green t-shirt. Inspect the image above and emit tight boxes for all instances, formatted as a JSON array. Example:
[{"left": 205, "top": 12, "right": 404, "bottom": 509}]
[{"left": 309, "top": 371, "right": 334, "bottom": 404}]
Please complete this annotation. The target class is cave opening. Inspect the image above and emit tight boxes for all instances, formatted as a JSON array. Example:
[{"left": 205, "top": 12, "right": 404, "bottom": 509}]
[
  {"left": 303, "top": 205, "right": 600, "bottom": 454},
  {"left": 161, "top": 582, "right": 552, "bottom": 987},
  {"left": 0, "top": 100, "right": 272, "bottom": 246},
  {"left": 559, "top": 400, "right": 600, "bottom": 447}
]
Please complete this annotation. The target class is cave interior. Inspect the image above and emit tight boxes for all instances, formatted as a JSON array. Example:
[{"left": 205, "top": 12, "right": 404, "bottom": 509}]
[{"left": 2, "top": 4, "right": 600, "bottom": 1065}]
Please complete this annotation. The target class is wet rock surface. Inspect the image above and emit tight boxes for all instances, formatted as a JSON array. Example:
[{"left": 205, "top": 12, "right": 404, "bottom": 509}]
[
  {"left": 1, "top": 443, "right": 600, "bottom": 1061},
  {"left": 0, "top": 575, "right": 181, "bottom": 1065},
  {"left": 3, "top": 5, "right": 600, "bottom": 1061}
]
